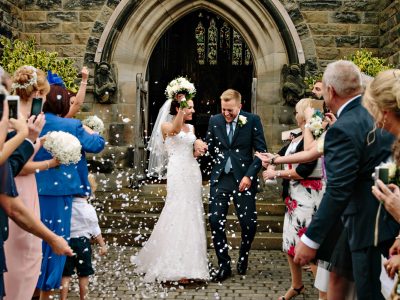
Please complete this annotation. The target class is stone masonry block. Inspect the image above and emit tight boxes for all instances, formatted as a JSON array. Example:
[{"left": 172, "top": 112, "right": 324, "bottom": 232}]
[
  {"left": 332, "top": 12, "right": 361, "bottom": 23},
  {"left": 302, "top": 11, "right": 328, "bottom": 23},
  {"left": 314, "top": 36, "right": 335, "bottom": 47},
  {"left": 24, "top": 22, "right": 61, "bottom": 33},
  {"left": 23, "top": 11, "right": 46, "bottom": 22},
  {"left": 79, "top": 12, "right": 99, "bottom": 22},
  {"left": 47, "top": 11, "right": 78, "bottom": 22},
  {"left": 309, "top": 24, "right": 348, "bottom": 35},
  {"left": 349, "top": 24, "right": 379, "bottom": 36},
  {"left": 64, "top": 0, "right": 105, "bottom": 10},
  {"left": 335, "top": 35, "right": 360, "bottom": 47},
  {"left": 316, "top": 47, "right": 340, "bottom": 60},
  {"left": 62, "top": 22, "right": 92, "bottom": 33},
  {"left": 40, "top": 33, "right": 72, "bottom": 44}
]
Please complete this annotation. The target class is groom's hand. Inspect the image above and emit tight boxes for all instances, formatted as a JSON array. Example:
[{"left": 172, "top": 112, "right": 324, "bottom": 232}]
[
  {"left": 239, "top": 176, "right": 251, "bottom": 192},
  {"left": 294, "top": 241, "right": 316, "bottom": 266}
]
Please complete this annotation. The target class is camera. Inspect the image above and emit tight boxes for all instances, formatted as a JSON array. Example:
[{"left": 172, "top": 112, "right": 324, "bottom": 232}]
[{"left": 374, "top": 166, "right": 389, "bottom": 185}]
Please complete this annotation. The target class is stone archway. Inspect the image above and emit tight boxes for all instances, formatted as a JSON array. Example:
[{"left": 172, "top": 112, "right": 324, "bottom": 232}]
[{"left": 94, "top": 0, "right": 306, "bottom": 148}]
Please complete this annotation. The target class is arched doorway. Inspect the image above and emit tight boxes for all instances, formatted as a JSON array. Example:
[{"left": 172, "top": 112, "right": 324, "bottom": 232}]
[{"left": 147, "top": 9, "right": 254, "bottom": 140}]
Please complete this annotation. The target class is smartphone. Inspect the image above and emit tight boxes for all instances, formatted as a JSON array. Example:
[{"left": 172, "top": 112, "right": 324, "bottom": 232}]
[
  {"left": 31, "top": 97, "right": 43, "bottom": 118},
  {"left": 6, "top": 95, "right": 19, "bottom": 119},
  {"left": 0, "top": 93, "right": 5, "bottom": 119},
  {"left": 375, "top": 166, "right": 389, "bottom": 185}
]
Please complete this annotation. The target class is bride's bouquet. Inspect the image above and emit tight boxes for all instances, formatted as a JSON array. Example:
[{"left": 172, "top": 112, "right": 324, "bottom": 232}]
[
  {"left": 165, "top": 77, "right": 196, "bottom": 108},
  {"left": 82, "top": 115, "right": 104, "bottom": 133},
  {"left": 43, "top": 131, "right": 82, "bottom": 165},
  {"left": 307, "top": 110, "right": 324, "bottom": 138}
]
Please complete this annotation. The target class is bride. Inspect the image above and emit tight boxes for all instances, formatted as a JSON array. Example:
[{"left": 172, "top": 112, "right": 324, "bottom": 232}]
[{"left": 131, "top": 77, "right": 209, "bottom": 283}]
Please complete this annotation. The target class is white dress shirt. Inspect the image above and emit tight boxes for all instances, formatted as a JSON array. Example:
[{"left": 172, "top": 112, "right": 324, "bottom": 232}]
[{"left": 70, "top": 197, "right": 101, "bottom": 239}]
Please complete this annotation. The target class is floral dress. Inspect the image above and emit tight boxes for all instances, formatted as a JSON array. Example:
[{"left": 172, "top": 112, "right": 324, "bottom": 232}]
[{"left": 282, "top": 139, "right": 326, "bottom": 256}]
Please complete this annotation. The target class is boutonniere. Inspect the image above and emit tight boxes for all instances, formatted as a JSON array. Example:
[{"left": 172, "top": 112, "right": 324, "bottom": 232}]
[{"left": 238, "top": 115, "right": 247, "bottom": 127}]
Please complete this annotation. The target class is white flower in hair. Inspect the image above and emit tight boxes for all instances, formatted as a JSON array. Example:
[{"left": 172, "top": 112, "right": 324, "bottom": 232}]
[
  {"left": 82, "top": 115, "right": 104, "bottom": 133},
  {"left": 12, "top": 66, "right": 38, "bottom": 90},
  {"left": 43, "top": 131, "right": 82, "bottom": 165}
]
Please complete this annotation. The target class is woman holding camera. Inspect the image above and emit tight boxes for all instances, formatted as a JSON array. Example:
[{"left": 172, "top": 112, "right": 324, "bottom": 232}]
[{"left": 363, "top": 69, "right": 400, "bottom": 280}]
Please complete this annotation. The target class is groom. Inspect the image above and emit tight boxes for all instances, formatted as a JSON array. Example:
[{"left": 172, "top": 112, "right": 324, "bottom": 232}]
[{"left": 206, "top": 89, "right": 267, "bottom": 281}]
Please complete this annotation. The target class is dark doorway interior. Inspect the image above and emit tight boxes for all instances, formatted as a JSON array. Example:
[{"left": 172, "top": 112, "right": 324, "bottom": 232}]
[{"left": 147, "top": 9, "right": 254, "bottom": 178}]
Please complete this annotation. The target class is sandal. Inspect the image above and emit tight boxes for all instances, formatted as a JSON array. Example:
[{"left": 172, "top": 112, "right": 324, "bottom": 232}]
[{"left": 278, "top": 285, "right": 305, "bottom": 300}]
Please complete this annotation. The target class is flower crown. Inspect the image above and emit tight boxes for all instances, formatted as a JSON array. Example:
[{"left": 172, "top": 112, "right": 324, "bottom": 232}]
[
  {"left": 165, "top": 77, "right": 196, "bottom": 101},
  {"left": 12, "top": 66, "right": 38, "bottom": 90}
]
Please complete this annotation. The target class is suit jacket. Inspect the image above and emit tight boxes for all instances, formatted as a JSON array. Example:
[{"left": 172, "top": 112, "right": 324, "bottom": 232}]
[
  {"left": 34, "top": 113, "right": 105, "bottom": 196},
  {"left": 6, "top": 131, "right": 34, "bottom": 177},
  {"left": 206, "top": 111, "right": 267, "bottom": 188},
  {"left": 306, "top": 96, "right": 399, "bottom": 251}
]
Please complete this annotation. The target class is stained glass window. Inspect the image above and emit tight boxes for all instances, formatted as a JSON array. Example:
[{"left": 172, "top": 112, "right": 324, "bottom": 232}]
[
  {"left": 232, "top": 29, "right": 243, "bottom": 66},
  {"left": 207, "top": 18, "right": 217, "bottom": 65},
  {"left": 195, "top": 21, "right": 205, "bottom": 65}
]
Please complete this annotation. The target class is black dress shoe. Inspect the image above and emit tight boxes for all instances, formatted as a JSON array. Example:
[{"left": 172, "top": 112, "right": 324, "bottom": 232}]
[
  {"left": 237, "top": 257, "right": 248, "bottom": 275},
  {"left": 211, "top": 268, "right": 232, "bottom": 282}
]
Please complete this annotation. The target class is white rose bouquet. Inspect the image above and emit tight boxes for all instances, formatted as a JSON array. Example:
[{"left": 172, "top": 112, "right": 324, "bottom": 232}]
[
  {"left": 307, "top": 110, "right": 324, "bottom": 138},
  {"left": 82, "top": 115, "right": 105, "bottom": 133},
  {"left": 43, "top": 131, "right": 82, "bottom": 165},
  {"left": 165, "top": 77, "right": 196, "bottom": 108}
]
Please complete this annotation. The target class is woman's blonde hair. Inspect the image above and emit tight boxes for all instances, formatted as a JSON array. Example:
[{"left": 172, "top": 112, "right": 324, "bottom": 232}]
[
  {"left": 88, "top": 173, "right": 98, "bottom": 195},
  {"left": 363, "top": 69, "right": 400, "bottom": 165},
  {"left": 12, "top": 65, "right": 50, "bottom": 101},
  {"left": 295, "top": 98, "right": 314, "bottom": 121}
]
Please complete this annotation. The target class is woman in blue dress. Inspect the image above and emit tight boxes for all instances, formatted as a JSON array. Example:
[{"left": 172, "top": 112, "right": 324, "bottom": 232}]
[{"left": 34, "top": 85, "right": 105, "bottom": 299}]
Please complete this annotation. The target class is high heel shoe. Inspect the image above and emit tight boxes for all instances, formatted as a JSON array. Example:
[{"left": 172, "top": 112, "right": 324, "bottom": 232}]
[{"left": 278, "top": 285, "right": 305, "bottom": 300}]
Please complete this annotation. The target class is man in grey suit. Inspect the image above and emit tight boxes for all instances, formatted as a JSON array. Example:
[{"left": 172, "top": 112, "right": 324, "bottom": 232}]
[{"left": 294, "top": 60, "right": 399, "bottom": 299}]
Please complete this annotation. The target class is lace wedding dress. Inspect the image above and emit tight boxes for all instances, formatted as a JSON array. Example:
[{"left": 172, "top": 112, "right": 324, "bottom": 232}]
[{"left": 131, "top": 125, "right": 209, "bottom": 282}]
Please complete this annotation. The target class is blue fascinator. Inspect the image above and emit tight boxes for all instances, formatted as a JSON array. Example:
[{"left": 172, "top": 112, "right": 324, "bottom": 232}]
[{"left": 47, "top": 70, "right": 65, "bottom": 88}]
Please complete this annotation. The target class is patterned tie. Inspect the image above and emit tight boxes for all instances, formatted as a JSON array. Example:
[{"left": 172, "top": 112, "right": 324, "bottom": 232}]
[{"left": 224, "top": 122, "right": 234, "bottom": 173}]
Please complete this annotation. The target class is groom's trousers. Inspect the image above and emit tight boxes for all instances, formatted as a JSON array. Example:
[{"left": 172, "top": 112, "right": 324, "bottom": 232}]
[{"left": 209, "top": 172, "right": 257, "bottom": 270}]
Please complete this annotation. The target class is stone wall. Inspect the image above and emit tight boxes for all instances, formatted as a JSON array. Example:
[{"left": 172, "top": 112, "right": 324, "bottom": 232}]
[
  {"left": 0, "top": 0, "right": 24, "bottom": 39},
  {"left": 380, "top": 0, "right": 400, "bottom": 67}
]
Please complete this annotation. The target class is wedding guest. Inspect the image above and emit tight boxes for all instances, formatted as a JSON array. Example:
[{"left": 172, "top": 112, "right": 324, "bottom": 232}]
[
  {"left": 294, "top": 60, "right": 398, "bottom": 299},
  {"left": 262, "top": 98, "right": 324, "bottom": 300},
  {"left": 0, "top": 82, "right": 73, "bottom": 300},
  {"left": 3, "top": 65, "right": 60, "bottom": 300},
  {"left": 34, "top": 84, "right": 105, "bottom": 300},
  {"left": 61, "top": 174, "right": 107, "bottom": 300},
  {"left": 363, "top": 69, "right": 400, "bottom": 279}
]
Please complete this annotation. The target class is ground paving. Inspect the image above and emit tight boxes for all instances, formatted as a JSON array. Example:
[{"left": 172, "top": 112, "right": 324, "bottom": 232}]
[{"left": 63, "top": 246, "right": 318, "bottom": 300}]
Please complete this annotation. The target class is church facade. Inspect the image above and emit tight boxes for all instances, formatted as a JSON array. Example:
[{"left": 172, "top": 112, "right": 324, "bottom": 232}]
[{"left": 0, "top": 0, "right": 399, "bottom": 185}]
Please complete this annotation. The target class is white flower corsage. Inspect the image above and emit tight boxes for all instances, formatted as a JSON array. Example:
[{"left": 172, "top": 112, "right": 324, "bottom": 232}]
[
  {"left": 306, "top": 110, "right": 324, "bottom": 138},
  {"left": 82, "top": 115, "right": 104, "bottom": 133},
  {"left": 238, "top": 115, "right": 247, "bottom": 127},
  {"left": 43, "top": 131, "right": 82, "bottom": 165}
]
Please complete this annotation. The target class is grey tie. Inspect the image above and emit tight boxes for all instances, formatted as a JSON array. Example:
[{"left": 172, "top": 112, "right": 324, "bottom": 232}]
[{"left": 224, "top": 122, "right": 234, "bottom": 173}]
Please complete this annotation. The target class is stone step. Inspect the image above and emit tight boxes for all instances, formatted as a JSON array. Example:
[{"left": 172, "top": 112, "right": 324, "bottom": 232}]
[
  {"left": 95, "top": 198, "right": 286, "bottom": 216},
  {"left": 99, "top": 213, "right": 284, "bottom": 233},
  {"left": 102, "top": 229, "right": 283, "bottom": 250}
]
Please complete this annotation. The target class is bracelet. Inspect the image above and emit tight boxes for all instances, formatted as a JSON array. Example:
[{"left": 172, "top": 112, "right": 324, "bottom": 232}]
[
  {"left": 45, "top": 161, "right": 50, "bottom": 170},
  {"left": 81, "top": 81, "right": 88, "bottom": 85}
]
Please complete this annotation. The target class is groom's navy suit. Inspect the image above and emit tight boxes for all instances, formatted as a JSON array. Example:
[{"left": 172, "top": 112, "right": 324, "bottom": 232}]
[
  {"left": 304, "top": 96, "right": 399, "bottom": 299},
  {"left": 206, "top": 110, "right": 267, "bottom": 270}
]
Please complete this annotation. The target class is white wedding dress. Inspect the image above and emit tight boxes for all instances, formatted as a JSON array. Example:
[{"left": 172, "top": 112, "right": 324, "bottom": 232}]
[{"left": 131, "top": 125, "right": 209, "bottom": 282}]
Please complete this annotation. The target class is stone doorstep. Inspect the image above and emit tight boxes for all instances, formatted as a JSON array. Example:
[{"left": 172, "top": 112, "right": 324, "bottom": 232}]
[
  {"left": 99, "top": 213, "right": 284, "bottom": 232},
  {"left": 102, "top": 230, "right": 283, "bottom": 250},
  {"left": 95, "top": 198, "right": 286, "bottom": 216}
]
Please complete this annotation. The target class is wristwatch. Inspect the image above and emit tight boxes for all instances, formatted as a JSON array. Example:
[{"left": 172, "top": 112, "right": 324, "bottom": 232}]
[{"left": 269, "top": 156, "right": 276, "bottom": 165}]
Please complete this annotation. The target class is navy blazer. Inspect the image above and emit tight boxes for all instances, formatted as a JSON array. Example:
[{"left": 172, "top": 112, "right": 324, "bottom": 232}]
[
  {"left": 6, "top": 131, "right": 34, "bottom": 177},
  {"left": 306, "top": 96, "right": 399, "bottom": 251},
  {"left": 34, "top": 113, "right": 105, "bottom": 196},
  {"left": 206, "top": 111, "right": 267, "bottom": 188}
]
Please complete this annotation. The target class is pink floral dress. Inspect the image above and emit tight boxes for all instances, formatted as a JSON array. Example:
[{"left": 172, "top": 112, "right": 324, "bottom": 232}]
[{"left": 282, "top": 140, "right": 326, "bottom": 256}]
